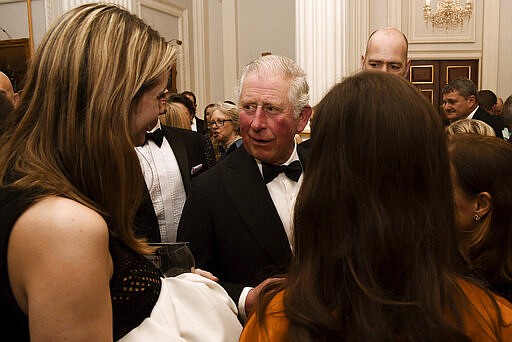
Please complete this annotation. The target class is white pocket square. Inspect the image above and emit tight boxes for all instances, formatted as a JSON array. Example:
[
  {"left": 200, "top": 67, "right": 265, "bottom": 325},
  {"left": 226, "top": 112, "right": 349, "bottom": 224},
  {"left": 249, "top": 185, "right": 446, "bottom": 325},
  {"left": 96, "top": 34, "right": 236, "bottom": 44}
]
[{"left": 191, "top": 164, "right": 203, "bottom": 175}]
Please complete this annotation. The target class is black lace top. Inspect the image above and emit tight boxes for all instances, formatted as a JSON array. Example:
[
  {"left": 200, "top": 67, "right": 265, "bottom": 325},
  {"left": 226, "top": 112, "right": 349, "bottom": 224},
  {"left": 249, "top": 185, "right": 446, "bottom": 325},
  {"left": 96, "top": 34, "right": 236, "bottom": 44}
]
[{"left": 0, "top": 187, "right": 161, "bottom": 341}]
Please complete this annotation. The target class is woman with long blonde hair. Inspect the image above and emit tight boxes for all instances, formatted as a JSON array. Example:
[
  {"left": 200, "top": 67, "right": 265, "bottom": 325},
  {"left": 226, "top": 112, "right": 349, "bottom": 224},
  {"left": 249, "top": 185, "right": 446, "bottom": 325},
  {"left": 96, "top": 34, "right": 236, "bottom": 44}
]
[{"left": 0, "top": 4, "right": 176, "bottom": 340}]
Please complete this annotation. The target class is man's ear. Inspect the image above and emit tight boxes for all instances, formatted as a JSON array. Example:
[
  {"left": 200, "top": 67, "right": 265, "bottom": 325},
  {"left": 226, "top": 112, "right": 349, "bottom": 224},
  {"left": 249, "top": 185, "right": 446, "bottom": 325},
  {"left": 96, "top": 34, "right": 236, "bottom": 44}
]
[
  {"left": 361, "top": 55, "right": 366, "bottom": 68},
  {"left": 405, "top": 59, "right": 411, "bottom": 78},
  {"left": 467, "top": 95, "right": 477, "bottom": 107},
  {"left": 296, "top": 105, "right": 313, "bottom": 133},
  {"left": 13, "top": 92, "right": 19, "bottom": 108},
  {"left": 475, "top": 191, "right": 492, "bottom": 219}
]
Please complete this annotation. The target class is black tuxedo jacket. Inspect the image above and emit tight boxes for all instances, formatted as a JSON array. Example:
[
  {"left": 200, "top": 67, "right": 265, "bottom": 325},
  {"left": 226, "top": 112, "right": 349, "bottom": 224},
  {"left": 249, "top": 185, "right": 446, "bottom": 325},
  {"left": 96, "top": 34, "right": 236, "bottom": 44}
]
[
  {"left": 195, "top": 116, "right": 206, "bottom": 135},
  {"left": 473, "top": 106, "right": 505, "bottom": 139},
  {"left": 177, "top": 146, "right": 309, "bottom": 302},
  {"left": 299, "top": 137, "right": 312, "bottom": 150},
  {"left": 135, "top": 125, "right": 214, "bottom": 242}
]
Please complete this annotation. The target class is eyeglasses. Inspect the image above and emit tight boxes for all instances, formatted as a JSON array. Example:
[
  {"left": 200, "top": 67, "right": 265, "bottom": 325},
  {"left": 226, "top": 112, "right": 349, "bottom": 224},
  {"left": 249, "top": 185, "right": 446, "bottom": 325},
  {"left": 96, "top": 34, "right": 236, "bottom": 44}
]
[{"left": 209, "top": 119, "right": 233, "bottom": 127}]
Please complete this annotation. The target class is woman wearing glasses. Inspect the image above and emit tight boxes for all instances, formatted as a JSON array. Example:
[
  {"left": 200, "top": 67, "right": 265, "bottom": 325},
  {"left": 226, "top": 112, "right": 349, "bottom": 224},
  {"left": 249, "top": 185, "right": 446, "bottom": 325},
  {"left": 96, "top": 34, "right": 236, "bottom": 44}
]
[{"left": 210, "top": 102, "right": 243, "bottom": 159}]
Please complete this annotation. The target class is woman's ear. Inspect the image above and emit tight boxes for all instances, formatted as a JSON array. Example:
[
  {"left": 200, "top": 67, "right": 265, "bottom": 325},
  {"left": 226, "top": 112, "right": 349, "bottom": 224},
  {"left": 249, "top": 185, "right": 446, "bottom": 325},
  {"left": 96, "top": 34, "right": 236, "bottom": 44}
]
[{"left": 475, "top": 192, "right": 492, "bottom": 219}]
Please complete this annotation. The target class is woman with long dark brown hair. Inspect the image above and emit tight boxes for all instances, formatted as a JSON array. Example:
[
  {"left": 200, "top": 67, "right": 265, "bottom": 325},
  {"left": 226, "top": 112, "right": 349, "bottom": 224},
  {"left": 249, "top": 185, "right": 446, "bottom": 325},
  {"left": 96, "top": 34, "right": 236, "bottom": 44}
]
[
  {"left": 240, "top": 71, "right": 512, "bottom": 341},
  {"left": 449, "top": 134, "right": 512, "bottom": 303}
]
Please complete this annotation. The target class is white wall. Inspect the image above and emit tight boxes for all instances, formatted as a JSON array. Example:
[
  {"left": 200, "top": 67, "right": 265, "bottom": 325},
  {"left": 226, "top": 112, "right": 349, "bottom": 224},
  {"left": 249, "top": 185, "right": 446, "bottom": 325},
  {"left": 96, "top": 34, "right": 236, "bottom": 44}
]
[
  {"left": 0, "top": 1, "right": 29, "bottom": 39},
  {"left": 205, "top": 0, "right": 224, "bottom": 105},
  {"left": 497, "top": 0, "right": 512, "bottom": 99},
  {"left": 30, "top": 0, "right": 46, "bottom": 49},
  {"left": 138, "top": 0, "right": 194, "bottom": 96},
  {"left": 203, "top": 0, "right": 296, "bottom": 108},
  {"left": 236, "top": 0, "right": 295, "bottom": 67},
  {"left": 3, "top": 0, "right": 512, "bottom": 105}
]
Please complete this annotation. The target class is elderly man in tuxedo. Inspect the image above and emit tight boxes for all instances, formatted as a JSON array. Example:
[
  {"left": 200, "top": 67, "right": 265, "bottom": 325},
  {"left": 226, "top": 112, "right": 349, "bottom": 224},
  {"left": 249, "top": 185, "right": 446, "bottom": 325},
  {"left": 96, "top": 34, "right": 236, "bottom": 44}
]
[
  {"left": 178, "top": 55, "right": 312, "bottom": 320},
  {"left": 442, "top": 78, "right": 505, "bottom": 139}
]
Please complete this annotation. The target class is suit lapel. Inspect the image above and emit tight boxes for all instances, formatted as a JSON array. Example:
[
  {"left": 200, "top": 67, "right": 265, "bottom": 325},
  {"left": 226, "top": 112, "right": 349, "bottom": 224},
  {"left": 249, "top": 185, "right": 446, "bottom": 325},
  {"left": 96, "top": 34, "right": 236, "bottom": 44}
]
[
  {"left": 220, "top": 149, "right": 292, "bottom": 263},
  {"left": 135, "top": 184, "right": 161, "bottom": 242},
  {"left": 162, "top": 127, "right": 192, "bottom": 194},
  {"left": 297, "top": 144, "right": 309, "bottom": 171},
  {"left": 196, "top": 117, "right": 205, "bottom": 134}
]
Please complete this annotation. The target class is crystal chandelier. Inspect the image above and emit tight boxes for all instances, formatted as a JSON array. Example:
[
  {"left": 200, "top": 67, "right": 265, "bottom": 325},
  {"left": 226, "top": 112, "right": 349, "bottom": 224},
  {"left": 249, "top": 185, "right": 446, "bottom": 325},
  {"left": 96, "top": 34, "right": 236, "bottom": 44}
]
[{"left": 423, "top": 0, "right": 473, "bottom": 30}]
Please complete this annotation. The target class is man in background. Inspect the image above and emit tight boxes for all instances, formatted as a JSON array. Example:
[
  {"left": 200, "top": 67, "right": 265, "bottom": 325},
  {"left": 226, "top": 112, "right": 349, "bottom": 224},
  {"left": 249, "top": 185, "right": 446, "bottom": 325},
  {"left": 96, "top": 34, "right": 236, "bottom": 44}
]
[
  {"left": 135, "top": 88, "right": 215, "bottom": 243},
  {"left": 361, "top": 27, "right": 410, "bottom": 78},
  {"left": 493, "top": 97, "right": 504, "bottom": 115},
  {"left": 502, "top": 95, "right": 512, "bottom": 141},
  {"left": 443, "top": 78, "right": 504, "bottom": 139},
  {"left": 301, "top": 27, "right": 410, "bottom": 151},
  {"left": 181, "top": 90, "right": 206, "bottom": 134},
  {"left": 477, "top": 89, "right": 499, "bottom": 114},
  {"left": 0, "top": 71, "right": 18, "bottom": 108}
]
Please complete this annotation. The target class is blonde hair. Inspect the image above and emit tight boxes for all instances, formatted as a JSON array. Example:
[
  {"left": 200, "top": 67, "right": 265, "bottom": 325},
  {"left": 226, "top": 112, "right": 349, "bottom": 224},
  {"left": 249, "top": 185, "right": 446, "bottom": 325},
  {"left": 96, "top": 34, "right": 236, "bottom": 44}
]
[
  {"left": 446, "top": 119, "right": 496, "bottom": 137},
  {"left": 211, "top": 101, "right": 240, "bottom": 133},
  {"left": 0, "top": 3, "right": 176, "bottom": 254},
  {"left": 160, "top": 102, "right": 191, "bottom": 130}
]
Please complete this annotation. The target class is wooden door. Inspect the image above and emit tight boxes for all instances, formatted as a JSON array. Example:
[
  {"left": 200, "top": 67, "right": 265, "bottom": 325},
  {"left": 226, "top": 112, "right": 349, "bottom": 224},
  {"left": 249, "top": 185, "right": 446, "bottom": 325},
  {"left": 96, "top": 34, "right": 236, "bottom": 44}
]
[
  {"left": 409, "top": 59, "right": 479, "bottom": 113},
  {"left": 0, "top": 38, "right": 31, "bottom": 92}
]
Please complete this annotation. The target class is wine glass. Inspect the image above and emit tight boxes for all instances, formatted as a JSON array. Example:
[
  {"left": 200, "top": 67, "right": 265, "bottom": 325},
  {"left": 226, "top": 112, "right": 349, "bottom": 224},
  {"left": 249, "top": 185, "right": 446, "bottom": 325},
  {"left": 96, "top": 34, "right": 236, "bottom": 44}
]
[{"left": 147, "top": 242, "right": 196, "bottom": 277}]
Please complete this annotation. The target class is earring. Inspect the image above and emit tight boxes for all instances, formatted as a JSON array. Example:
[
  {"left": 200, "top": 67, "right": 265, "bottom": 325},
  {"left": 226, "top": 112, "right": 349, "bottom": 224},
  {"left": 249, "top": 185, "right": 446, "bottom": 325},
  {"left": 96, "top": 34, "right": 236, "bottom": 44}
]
[{"left": 473, "top": 213, "right": 481, "bottom": 221}]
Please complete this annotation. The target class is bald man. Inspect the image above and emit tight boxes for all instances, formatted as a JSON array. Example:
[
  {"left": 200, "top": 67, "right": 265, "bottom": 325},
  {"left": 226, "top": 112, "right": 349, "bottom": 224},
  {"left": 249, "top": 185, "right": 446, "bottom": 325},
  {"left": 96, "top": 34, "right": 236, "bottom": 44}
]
[
  {"left": 361, "top": 27, "right": 410, "bottom": 78},
  {"left": 0, "top": 71, "right": 18, "bottom": 107}
]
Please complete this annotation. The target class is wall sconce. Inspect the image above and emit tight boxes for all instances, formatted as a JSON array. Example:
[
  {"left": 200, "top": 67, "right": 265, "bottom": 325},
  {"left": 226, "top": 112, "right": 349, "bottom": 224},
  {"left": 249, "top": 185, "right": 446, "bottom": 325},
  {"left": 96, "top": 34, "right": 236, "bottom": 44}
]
[{"left": 423, "top": 0, "right": 473, "bottom": 30}]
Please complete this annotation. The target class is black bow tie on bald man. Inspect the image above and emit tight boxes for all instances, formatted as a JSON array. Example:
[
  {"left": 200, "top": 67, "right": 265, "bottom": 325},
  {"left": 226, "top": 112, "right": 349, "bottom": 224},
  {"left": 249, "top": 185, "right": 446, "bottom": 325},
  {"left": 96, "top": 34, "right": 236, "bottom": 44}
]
[
  {"left": 146, "top": 128, "right": 164, "bottom": 147},
  {"left": 262, "top": 160, "right": 303, "bottom": 184}
]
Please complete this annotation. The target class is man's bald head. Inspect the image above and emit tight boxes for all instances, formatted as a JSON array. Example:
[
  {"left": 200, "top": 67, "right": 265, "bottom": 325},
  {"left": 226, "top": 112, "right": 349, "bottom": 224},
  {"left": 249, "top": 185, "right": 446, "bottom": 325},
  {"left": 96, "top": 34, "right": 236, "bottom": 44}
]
[
  {"left": 0, "top": 71, "right": 16, "bottom": 106},
  {"left": 361, "top": 27, "right": 410, "bottom": 78}
]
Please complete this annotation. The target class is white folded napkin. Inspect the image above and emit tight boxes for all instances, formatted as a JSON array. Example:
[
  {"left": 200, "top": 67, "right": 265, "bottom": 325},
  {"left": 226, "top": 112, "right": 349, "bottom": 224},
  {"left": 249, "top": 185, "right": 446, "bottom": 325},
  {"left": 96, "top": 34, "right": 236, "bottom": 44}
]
[{"left": 119, "top": 273, "right": 242, "bottom": 342}]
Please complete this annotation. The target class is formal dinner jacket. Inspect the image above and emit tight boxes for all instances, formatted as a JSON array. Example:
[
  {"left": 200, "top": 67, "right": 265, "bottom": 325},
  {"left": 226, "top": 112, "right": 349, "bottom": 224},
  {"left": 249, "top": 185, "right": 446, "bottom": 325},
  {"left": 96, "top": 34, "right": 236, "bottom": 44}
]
[
  {"left": 177, "top": 145, "right": 309, "bottom": 302},
  {"left": 135, "top": 125, "right": 213, "bottom": 242},
  {"left": 473, "top": 106, "right": 505, "bottom": 139},
  {"left": 298, "top": 138, "right": 312, "bottom": 150},
  {"left": 194, "top": 116, "right": 206, "bottom": 135}
]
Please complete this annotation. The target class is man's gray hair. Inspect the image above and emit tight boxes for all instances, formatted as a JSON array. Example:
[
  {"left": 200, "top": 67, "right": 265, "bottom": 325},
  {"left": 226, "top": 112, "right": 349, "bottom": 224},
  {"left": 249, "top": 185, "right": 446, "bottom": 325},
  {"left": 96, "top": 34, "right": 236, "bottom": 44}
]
[
  {"left": 235, "top": 55, "right": 310, "bottom": 118},
  {"left": 442, "top": 77, "right": 477, "bottom": 98}
]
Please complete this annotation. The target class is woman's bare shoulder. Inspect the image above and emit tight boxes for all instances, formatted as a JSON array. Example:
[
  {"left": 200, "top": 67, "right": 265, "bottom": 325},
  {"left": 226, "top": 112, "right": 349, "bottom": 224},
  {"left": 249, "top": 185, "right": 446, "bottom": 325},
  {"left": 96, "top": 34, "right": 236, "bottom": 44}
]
[{"left": 14, "top": 196, "right": 108, "bottom": 239}]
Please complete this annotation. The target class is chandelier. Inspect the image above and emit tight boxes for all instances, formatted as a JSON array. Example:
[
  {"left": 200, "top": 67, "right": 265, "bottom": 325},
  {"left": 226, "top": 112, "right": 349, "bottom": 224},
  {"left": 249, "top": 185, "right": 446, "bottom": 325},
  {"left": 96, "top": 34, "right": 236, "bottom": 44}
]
[{"left": 423, "top": 0, "right": 473, "bottom": 30}]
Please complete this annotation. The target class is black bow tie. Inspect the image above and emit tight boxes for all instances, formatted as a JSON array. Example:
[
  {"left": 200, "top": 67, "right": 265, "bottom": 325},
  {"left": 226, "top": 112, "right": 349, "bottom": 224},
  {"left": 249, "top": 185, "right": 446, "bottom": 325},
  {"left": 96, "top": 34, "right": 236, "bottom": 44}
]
[
  {"left": 146, "top": 128, "right": 164, "bottom": 147},
  {"left": 262, "top": 160, "right": 303, "bottom": 184}
]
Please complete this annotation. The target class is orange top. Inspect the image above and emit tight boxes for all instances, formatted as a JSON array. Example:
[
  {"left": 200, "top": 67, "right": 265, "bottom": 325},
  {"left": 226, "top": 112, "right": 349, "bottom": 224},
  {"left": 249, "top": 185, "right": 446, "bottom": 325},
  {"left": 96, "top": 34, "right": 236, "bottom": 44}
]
[{"left": 239, "top": 279, "right": 512, "bottom": 342}]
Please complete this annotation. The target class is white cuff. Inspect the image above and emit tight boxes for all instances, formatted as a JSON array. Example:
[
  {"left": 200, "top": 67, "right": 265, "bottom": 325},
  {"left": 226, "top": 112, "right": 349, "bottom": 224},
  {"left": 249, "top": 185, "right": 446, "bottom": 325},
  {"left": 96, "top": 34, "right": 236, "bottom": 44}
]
[{"left": 237, "top": 287, "right": 253, "bottom": 323}]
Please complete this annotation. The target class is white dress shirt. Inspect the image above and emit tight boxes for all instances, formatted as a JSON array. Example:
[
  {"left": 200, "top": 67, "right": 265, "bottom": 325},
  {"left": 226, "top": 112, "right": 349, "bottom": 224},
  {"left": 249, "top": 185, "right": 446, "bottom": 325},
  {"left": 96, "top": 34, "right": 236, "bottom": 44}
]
[
  {"left": 257, "top": 147, "right": 302, "bottom": 250},
  {"left": 136, "top": 122, "right": 186, "bottom": 242},
  {"left": 190, "top": 116, "right": 197, "bottom": 132},
  {"left": 238, "top": 144, "right": 303, "bottom": 321}
]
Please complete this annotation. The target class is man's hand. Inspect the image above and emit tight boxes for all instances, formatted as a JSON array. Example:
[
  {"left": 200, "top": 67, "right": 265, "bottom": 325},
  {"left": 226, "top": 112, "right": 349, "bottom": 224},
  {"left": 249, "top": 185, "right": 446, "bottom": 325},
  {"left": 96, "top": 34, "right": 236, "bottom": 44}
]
[
  {"left": 193, "top": 268, "right": 219, "bottom": 282},
  {"left": 245, "top": 277, "right": 282, "bottom": 317}
]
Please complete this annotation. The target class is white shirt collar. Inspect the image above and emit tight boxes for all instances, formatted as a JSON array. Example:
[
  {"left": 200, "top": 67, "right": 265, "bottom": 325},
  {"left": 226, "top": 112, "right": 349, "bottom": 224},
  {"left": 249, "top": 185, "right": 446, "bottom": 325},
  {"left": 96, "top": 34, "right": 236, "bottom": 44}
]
[
  {"left": 148, "top": 119, "right": 162, "bottom": 133},
  {"left": 466, "top": 106, "right": 479, "bottom": 119},
  {"left": 256, "top": 143, "right": 299, "bottom": 175}
]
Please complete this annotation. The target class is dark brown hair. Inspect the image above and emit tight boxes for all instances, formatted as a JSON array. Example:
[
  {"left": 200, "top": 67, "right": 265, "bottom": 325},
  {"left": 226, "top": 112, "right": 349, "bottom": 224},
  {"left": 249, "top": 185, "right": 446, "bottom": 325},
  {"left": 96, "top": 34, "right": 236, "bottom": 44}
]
[
  {"left": 477, "top": 90, "right": 497, "bottom": 112},
  {"left": 257, "top": 71, "right": 481, "bottom": 341},
  {"left": 448, "top": 134, "right": 512, "bottom": 287}
]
